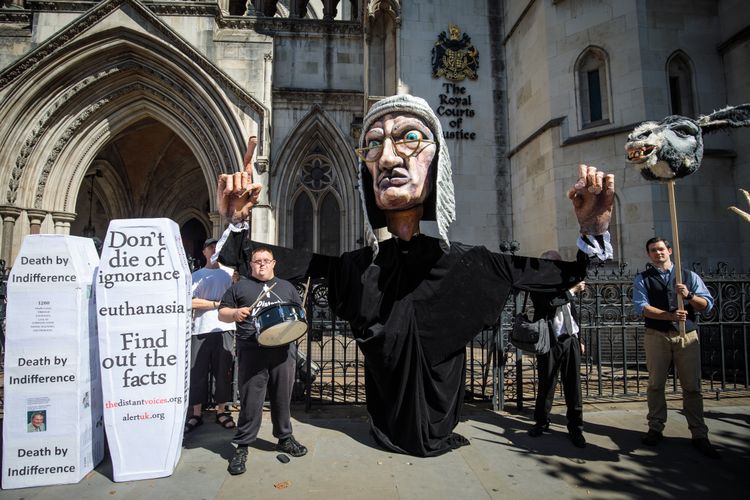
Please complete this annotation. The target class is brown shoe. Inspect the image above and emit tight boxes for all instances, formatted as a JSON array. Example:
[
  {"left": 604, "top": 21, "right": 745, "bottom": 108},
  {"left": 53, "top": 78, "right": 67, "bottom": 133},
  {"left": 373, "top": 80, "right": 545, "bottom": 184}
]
[{"left": 216, "top": 412, "right": 236, "bottom": 429}]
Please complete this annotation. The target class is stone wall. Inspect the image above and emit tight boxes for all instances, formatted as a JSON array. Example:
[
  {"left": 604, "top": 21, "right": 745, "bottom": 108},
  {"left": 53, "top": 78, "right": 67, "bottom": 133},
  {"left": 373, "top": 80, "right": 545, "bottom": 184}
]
[
  {"left": 503, "top": 0, "right": 750, "bottom": 269},
  {"left": 398, "top": 0, "right": 505, "bottom": 249}
]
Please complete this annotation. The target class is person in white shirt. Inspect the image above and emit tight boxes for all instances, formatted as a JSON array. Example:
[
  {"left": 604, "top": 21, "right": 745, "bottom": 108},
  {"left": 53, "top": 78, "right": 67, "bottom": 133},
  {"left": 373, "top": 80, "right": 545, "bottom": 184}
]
[{"left": 185, "top": 238, "right": 236, "bottom": 433}]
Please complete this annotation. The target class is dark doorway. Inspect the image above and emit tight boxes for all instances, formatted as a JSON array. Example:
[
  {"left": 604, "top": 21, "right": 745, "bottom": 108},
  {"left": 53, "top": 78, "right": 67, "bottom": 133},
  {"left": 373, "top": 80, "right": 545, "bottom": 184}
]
[{"left": 182, "top": 218, "right": 208, "bottom": 271}]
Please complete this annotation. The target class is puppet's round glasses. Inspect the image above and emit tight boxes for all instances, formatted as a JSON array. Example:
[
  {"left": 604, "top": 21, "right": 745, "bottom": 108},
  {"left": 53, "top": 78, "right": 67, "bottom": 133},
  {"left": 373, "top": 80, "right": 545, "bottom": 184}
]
[{"left": 355, "top": 138, "right": 436, "bottom": 162}]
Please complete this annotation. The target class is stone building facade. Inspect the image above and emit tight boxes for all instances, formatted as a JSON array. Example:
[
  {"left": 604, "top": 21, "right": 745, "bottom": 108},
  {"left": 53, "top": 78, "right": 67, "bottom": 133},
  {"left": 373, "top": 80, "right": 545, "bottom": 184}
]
[
  {"left": 504, "top": 0, "right": 750, "bottom": 270},
  {"left": 0, "top": 0, "right": 747, "bottom": 270}
]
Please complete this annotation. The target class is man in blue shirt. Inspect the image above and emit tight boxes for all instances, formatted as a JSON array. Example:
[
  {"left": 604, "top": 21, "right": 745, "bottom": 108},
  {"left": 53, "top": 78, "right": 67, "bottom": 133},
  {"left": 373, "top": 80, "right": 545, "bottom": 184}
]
[{"left": 632, "top": 237, "right": 718, "bottom": 458}]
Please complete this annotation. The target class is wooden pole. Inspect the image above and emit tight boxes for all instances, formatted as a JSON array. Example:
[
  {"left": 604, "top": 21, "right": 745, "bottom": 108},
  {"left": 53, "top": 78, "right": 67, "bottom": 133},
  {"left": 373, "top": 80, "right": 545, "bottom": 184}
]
[{"left": 666, "top": 180, "right": 686, "bottom": 336}]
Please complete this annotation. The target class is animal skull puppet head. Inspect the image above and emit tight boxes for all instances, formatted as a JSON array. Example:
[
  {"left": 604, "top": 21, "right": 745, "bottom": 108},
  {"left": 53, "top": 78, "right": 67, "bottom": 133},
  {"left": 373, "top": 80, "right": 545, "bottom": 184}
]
[{"left": 625, "top": 104, "right": 750, "bottom": 181}]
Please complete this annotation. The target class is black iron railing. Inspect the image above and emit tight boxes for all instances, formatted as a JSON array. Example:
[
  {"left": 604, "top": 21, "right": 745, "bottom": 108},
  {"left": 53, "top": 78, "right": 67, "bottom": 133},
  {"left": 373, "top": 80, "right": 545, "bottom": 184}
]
[
  {"left": 1, "top": 262, "right": 748, "bottom": 412},
  {"left": 293, "top": 264, "right": 750, "bottom": 410}
]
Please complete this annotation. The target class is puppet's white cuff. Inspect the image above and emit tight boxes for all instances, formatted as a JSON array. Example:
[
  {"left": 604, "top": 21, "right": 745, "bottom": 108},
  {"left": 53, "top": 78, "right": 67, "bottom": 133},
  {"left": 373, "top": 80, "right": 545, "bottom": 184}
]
[
  {"left": 211, "top": 222, "right": 248, "bottom": 263},
  {"left": 577, "top": 232, "right": 613, "bottom": 261}
]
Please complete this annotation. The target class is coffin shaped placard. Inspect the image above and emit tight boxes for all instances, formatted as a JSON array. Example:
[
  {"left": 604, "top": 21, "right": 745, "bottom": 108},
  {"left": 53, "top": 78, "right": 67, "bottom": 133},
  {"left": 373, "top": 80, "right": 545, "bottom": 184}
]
[
  {"left": 2, "top": 235, "right": 104, "bottom": 489},
  {"left": 96, "top": 219, "right": 191, "bottom": 481}
]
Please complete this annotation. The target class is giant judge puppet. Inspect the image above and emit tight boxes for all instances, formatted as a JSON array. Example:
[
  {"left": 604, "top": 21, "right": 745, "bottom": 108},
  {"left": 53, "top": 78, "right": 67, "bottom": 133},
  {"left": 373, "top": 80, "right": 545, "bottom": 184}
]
[{"left": 217, "top": 95, "right": 615, "bottom": 457}]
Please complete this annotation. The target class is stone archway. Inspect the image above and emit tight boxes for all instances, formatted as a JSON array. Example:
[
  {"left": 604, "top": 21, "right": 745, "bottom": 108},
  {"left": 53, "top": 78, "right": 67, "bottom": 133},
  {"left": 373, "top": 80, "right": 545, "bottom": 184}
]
[
  {"left": 0, "top": 5, "right": 267, "bottom": 263},
  {"left": 68, "top": 119, "right": 210, "bottom": 244}
]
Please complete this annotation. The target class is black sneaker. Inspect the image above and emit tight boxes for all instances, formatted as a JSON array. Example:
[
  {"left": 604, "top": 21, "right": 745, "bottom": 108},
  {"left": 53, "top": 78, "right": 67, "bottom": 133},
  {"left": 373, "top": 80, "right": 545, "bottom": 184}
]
[
  {"left": 692, "top": 437, "right": 720, "bottom": 459},
  {"left": 228, "top": 446, "right": 248, "bottom": 475},
  {"left": 276, "top": 436, "right": 307, "bottom": 457},
  {"left": 528, "top": 423, "right": 550, "bottom": 437},
  {"left": 641, "top": 429, "right": 664, "bottom": 446},
  {"left": 569, "top": 430, "right": 586, "bottom": 448}
]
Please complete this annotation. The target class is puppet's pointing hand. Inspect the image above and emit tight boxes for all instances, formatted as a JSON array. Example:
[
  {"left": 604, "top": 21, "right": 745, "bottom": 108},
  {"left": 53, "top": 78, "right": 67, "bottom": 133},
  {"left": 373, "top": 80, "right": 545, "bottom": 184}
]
[
  {"left": 568, "top": 164, "right": 615, "bottom": 236},
  {"left": 217, "top": 136, "right": 262, "bottom": 224},
  {"left": 729, "top": 189, "right": 750, "bottom": 223}
]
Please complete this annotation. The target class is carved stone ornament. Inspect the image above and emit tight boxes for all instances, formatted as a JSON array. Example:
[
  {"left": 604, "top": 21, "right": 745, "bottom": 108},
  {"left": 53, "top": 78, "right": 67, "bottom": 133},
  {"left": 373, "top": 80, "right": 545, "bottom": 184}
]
[
  {"left": 0, "top": 0, "right": 266, "bottom": 118},
  {"left": 431, "top": 23, "right": 479, "bottom": 82},
  {"left": 300, "top": 154, "right": 334, "bottom": 191},
  {"left": 367, "top": 0, "right": 400, "bottom": 24},
  {"left": 255, "top": 158, "right": 269, "bottom": 174}
]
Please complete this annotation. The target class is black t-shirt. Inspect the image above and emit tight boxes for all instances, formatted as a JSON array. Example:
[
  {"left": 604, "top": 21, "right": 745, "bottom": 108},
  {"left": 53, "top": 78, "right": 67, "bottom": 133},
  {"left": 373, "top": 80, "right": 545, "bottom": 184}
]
[{"left": 219, "top": 276, "right": 301, "bottom": 343}]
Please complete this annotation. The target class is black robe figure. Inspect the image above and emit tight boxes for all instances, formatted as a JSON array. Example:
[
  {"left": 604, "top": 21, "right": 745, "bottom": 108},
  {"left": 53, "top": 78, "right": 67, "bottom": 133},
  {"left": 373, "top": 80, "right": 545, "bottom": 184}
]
[
  {"left": 219, "top": 231, "right": 593, "bottom": 456},
  {"left": 217, "top": 94, "right": 613, "bottom": 457}
]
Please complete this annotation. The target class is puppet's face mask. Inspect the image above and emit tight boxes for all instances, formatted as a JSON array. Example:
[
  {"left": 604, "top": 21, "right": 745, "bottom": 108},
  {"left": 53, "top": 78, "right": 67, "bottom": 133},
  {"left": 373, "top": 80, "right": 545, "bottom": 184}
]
[
  {"left": 625, "top": 115, "right": 703, "bottom": 181},
  {"left": 360, "top": 113, "right": 437, "bottom": 212}
]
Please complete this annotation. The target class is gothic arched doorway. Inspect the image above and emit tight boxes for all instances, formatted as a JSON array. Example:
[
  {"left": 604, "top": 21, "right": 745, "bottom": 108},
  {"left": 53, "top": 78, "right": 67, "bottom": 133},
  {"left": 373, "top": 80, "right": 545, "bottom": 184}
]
[{"left": 69, "top": 118, "right": 209, "bottom": 261}]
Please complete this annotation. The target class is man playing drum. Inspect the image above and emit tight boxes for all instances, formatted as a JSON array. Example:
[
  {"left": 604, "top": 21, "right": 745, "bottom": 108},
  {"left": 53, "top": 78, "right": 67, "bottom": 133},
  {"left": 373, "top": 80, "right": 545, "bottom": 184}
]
[
  {"left": 217, "top": 94, "right": 615, "bottom": 457},
  {"left": 218, "top": 246, "right": 308, "bottom": 475}
]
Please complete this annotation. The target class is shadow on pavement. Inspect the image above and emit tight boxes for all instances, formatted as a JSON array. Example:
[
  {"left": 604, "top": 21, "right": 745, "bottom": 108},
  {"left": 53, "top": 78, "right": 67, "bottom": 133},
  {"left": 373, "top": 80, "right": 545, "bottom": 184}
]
[{"left": 464, "top": 403, "right": 750, "bottom": 499}]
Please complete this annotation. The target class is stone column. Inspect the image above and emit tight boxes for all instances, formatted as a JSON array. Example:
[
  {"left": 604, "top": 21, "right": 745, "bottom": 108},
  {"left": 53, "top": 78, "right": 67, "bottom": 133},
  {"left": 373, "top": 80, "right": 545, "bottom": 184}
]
[
  {"left": 208, "top": 211, "right": 222, "bottom": 238},
  {"left": 26, "top": 209, "right": 48, "bottom": 235},
  {"left": 0, "top": 205, "right": 21, "bottom": 267},
  {"left": 51, "top": 211, "right": 76, "bottom": 235},
  {"left": 261, "top": 52, "right": 273, "bottom": 176},
  {"left": 322, "top": 0, "right": 339, "bottom": 20}
]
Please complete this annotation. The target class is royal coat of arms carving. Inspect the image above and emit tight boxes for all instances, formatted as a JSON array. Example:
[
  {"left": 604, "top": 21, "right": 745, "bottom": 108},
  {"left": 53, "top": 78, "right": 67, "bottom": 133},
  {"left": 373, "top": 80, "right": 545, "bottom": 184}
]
[{"left": 431, "top": 24, "right": 479, "bottom": 81}]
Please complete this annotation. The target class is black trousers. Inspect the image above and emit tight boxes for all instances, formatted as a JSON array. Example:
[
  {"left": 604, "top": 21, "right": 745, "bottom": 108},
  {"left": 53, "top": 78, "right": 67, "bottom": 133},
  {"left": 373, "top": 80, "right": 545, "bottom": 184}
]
[
  {"left": 533, "top": 334, "right": 583, "bottom": 432},
  {"left": 233, "top": 341, "right": 296, "bottom": 446},
  {"left": 189, "top": 331, "right": 234, "bottom": 406}
]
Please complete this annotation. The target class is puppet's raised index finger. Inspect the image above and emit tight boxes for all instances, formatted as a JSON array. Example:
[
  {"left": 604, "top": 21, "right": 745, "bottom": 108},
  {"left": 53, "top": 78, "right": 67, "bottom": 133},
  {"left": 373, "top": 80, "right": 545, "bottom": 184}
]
[{"left": 243, "top": 136, "right": 258, "bottom": 174}]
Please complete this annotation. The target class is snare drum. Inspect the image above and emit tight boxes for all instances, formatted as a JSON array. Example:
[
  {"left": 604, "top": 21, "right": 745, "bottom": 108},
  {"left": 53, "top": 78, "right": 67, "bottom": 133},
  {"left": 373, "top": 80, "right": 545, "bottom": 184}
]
[{"left": 254, "top": 303, "right": 308, "bottom": 347}]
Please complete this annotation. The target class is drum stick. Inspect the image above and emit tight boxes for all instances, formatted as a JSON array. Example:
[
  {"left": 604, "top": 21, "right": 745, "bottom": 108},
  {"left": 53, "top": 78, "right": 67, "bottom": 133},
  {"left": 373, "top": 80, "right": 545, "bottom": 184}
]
[
  {"left": 301, "top": 277, "right": 312, "bottom": 306},
  {"left": 247, "top": 282, "right": 277, "bottom": 315}
]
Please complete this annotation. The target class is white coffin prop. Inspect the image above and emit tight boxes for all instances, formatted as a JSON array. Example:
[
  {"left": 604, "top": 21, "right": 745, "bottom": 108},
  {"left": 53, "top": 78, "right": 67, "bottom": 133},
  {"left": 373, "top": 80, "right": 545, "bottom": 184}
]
[
  {"left": 2, "top": 235, "right": 104, "bottom": 489},
  {"left": 96, "top": 219, "right": 191, "bottom": 481}
]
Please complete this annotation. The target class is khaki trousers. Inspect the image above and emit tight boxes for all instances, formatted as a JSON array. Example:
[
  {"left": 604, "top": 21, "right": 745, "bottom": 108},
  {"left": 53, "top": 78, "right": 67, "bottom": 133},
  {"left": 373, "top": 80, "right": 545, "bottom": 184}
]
[{"left": 644, "top": 328, "right": 708, "bottom": 439}]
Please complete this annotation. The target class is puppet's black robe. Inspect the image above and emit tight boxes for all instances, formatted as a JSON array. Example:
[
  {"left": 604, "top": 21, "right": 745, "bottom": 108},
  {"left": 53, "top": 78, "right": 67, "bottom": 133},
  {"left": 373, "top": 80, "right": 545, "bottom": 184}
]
[{"left": 220, "top": 232, "right": 587, "bottom": 457}]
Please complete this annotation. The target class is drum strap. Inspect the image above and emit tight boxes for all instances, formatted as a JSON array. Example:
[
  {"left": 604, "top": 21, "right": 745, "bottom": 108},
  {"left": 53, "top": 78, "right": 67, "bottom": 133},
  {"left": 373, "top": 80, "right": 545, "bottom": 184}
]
[
  {"left": 263, "top": 283, "right": 286, "bottom": 303},
  {"left": 248, "top": 282, "right": 277, "bottom": 312}
]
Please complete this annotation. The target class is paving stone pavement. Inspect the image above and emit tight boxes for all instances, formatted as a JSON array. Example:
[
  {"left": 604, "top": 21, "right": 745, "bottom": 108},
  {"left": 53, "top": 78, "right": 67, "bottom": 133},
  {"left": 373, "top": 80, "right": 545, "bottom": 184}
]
[{"left": 1, "top": 397, "right": 749, "bottom": 499}]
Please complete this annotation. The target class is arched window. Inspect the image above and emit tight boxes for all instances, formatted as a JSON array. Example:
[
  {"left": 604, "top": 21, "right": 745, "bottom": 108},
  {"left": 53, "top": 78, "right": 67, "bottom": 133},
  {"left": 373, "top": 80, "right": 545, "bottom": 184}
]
[
  {"left": 293, "top": 193, "right": 314, "bottom": 253},
  {"left": 227, "top": 0, "right": 246, "bottom": 15},
  {"left": 667, "top": 52, "right": 696, "bottom": 117},
  {"left": 291, "top": 150, "right": 342, "bottom": 255},
  {"left": 319, "top": 192, "right": 341, "bottom": 256},
  {"left": 576, "top": 47, "right": 611, "bottom": 128},
  {"left": 275, "top": 109, "right": 360, "bottom": 254}
]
